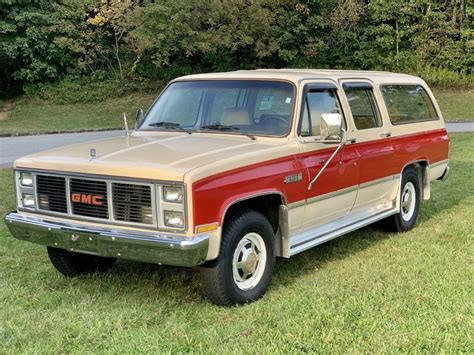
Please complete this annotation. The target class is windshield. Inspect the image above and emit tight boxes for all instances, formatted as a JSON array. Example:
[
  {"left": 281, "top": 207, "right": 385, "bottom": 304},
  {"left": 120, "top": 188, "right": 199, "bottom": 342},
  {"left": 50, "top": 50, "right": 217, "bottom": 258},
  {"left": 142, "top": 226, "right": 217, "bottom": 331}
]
[{"left": 139, "top": 80, "right": 295, "bottom": 137}]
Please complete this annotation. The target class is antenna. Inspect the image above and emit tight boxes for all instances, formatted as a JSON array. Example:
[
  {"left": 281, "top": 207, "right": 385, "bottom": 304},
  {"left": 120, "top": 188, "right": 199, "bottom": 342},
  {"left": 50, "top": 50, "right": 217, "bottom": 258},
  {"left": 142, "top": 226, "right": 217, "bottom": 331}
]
[{"left": 123, "top": 112, "right": 129, "bottom": 136}]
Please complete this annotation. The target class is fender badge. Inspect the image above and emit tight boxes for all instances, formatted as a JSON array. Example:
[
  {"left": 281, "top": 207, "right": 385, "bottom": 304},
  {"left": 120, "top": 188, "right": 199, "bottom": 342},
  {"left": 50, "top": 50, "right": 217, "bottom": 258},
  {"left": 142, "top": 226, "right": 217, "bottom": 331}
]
[{"left": 284, "top": 173, "right": 303, "bottom": 184}]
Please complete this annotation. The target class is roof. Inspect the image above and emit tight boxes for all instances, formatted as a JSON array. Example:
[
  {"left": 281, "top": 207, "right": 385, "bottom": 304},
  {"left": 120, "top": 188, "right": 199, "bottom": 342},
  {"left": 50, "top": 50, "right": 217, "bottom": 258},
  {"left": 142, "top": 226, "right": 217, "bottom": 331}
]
[{"left": 174, "top": 69, "right": 423, "bottom": 85}]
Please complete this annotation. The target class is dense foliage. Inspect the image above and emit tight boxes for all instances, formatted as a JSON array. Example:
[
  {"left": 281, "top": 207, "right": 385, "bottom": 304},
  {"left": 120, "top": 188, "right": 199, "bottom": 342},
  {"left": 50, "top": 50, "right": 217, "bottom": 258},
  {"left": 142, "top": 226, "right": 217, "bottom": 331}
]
[{"left": 0, "top": 0, "right": 472, "bottom": 98}]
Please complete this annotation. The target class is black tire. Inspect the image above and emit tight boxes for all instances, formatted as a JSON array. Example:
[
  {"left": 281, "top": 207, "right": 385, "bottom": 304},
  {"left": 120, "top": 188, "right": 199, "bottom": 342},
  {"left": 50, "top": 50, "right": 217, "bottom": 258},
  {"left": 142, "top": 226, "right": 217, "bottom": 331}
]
[
  {"left": 47, "top": 247, "right": 117, "bottom": 277},
  {"left": 383, "top": 167, "right": 421, "bottom": 232},
  {"left": 200, "top": 210, "right": 275, "bottom": 306}
]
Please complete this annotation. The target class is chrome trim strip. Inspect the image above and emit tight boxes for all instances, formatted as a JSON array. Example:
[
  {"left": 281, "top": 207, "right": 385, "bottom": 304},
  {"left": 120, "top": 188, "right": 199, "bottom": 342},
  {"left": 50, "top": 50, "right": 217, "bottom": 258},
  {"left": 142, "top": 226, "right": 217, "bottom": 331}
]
[
  {"left": 5, "top": 212, "right": 208, "bottom": 267},
  {"left": 306, "top": 185, "right": 358, "bottom": 205},
  {"left": 221, "top": 191, "right": 287, "bottom": 223},
  {"left": 65, "top": 176, "right": 72, "bottom": 215},
  {"left": 359, "top": 174, "right": 399, "bottom": 189},
  {"left": 106, "top": 181, "right": 114, "bottom": 220},
  {"left": 288, "top": 175, "right": 400, "bottom": 210},
  {"left": 290, "top": 206, "right": 398, "bottom": 256},
  {"left": 288, "top": 201, "right": 305, "bottom": 209},
  {"left": 14, "top": 167, "right": 184, "bottom": 185}
]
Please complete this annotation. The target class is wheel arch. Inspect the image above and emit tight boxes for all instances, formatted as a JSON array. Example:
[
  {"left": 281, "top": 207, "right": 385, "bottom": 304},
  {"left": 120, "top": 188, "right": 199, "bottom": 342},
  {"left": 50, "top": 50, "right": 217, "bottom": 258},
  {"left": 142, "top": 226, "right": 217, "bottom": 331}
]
[
  {"left": 220, "top": 191, "right": 288, "bottom": 258},
  {"left": 401, "top": 159, "right": 430, "bottom": 200}
]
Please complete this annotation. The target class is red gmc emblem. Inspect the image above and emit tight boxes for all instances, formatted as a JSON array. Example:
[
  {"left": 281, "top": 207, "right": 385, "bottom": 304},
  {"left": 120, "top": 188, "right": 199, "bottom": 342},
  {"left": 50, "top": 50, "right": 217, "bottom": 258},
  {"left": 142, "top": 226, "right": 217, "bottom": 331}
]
[{"left": 71, "top": 193, "right": 104, "bottom": 206}]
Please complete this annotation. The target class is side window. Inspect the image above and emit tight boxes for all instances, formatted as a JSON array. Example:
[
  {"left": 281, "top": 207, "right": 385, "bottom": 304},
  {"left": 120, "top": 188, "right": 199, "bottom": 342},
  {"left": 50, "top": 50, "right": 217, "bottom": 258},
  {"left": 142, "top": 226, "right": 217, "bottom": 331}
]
[
  {"left": 381, "top": 85, "right": 438, "bottom": 124},
  {"left": 344, "top": 86, "right": 382, "bottom": 130},
  {"left": 300, "top": 89, "right": 343, "bottom": 137}
]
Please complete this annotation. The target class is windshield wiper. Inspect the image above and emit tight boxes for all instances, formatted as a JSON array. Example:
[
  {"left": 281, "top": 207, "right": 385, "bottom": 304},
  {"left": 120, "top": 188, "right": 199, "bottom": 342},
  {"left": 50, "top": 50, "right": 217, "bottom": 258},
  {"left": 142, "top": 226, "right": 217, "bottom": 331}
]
[
  {"left": 200, "top": 124, "right": 255, "bottom": 140},
  {"left": 148, "top": 121, "right": 192, "bottom": 134}
]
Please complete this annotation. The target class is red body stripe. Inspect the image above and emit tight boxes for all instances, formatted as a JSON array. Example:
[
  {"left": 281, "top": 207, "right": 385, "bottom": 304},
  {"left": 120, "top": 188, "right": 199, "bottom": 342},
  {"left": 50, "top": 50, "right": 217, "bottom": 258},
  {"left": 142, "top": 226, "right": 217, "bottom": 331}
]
[{"left": 192, "top": 129, "right": 449, "bottom": 228}]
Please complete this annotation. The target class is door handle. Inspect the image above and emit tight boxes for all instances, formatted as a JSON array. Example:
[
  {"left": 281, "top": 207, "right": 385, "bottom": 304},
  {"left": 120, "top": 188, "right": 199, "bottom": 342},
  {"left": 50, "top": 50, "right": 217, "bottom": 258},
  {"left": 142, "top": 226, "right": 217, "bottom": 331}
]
[{"left": 380, "top": 132, "right": 392, "bottom": 138}]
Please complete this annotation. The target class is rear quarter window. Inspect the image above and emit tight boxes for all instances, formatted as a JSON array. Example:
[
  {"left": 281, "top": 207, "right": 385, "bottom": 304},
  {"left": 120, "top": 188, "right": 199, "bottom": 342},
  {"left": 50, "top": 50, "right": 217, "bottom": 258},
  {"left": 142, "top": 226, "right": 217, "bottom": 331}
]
[{"left": 381, "top": 85, "right": 438, "bottom": 124}]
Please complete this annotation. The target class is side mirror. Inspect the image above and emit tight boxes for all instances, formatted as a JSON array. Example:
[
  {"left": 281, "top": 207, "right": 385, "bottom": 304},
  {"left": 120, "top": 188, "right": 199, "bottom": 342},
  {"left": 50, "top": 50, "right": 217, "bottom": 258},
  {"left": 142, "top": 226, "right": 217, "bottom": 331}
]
[
  {"left": 135, "top": 108, "right": 144, "bottom": 128},
  {"left": 320, "top": 113, "right": 344, "bottom": 143}
]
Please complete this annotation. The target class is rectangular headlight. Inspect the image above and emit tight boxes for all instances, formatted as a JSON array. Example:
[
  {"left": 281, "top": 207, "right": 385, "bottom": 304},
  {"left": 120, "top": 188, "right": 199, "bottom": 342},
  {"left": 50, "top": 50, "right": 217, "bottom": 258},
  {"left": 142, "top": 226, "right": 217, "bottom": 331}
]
[
  {"left": 162, "top": 186, "right": 184, "bottom": 203},
  {"left": 163, "top": 210, "right": 184, "bottom": 228},
  {"left": 21, "top": 193, "right": 35, "bottom": 208},
  {"left": 20, "top": 172, "right": 33, "bottom": 187}
]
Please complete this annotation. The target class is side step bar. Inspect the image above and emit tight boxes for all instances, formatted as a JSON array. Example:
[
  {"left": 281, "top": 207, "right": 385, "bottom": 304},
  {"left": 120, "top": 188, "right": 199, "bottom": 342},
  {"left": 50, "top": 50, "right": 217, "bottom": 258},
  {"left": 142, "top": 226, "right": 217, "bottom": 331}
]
[{"left": 290, "top": 208, "right": 398, "bottom": 256}]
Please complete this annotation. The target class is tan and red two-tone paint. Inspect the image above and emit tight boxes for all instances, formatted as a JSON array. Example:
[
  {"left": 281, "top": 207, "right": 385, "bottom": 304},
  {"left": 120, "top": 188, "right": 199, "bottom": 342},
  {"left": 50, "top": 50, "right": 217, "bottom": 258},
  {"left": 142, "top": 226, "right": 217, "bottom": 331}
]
[
  {"left": 192, "top": 128, "right": 449, "bottom": 227},
  {"left": 12, "top": 69, "right": 450, "bottom": 262}
]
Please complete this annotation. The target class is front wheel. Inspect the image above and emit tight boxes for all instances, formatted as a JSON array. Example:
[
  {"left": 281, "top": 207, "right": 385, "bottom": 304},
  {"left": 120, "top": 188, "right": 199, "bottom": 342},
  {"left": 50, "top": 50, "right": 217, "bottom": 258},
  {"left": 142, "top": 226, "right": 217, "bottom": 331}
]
[
  {"left": 47, "top": 247, "right": 117, "bottom": 277},
  {"left": 200, "top": 210, "right": 275, "bottom": 306}
]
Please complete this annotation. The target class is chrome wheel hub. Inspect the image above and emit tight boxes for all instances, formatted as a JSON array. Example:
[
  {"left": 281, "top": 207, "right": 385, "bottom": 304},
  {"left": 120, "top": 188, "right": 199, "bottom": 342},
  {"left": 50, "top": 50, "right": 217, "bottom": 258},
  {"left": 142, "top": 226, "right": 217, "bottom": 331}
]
[
  {"left": 401, "top": 182, "right": 416, "bottom": 222},
  {"left": 232, "top": 232, "right": 267, "bottom": 291},
  {"left": 243, "top": 249, "right": 258, "bottom": 274}
]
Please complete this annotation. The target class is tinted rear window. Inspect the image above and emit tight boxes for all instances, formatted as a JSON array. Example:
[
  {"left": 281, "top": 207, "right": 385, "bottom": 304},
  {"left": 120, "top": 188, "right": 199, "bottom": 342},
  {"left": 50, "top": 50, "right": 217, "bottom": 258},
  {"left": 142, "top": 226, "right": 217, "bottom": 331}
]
[{"left": 381, "top": 85, "right": 438, "bottom": 124}]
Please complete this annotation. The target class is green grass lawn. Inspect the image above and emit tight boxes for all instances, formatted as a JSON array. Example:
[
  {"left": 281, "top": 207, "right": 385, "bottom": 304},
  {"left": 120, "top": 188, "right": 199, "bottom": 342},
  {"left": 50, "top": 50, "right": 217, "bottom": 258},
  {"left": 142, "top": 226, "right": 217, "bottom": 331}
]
[
  {"left": 432, "top": 88, "right": 474, "bottom": 121},
  {"left": 1, "top": 134, "right": 473, "bottom": 352},
  {"left": 0, "top": 88, "right": 472, "bottom": 135},
  {"left": 0, "top": 93, "right": 156, "bottom": 135}
]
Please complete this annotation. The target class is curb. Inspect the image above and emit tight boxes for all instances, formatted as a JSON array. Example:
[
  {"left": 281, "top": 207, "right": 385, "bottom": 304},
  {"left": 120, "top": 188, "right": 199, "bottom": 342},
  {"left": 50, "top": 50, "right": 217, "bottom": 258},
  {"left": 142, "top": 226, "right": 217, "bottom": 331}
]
[{"left": 0, "top": 127, "right": 123, "bottom": 138}]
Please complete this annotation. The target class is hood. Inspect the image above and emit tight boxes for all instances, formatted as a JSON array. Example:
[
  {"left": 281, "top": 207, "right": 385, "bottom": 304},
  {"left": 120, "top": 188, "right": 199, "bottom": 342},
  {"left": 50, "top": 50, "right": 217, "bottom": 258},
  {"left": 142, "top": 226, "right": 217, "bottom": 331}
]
[{"left": 14, "top": 132, "right": 288, "bottom": 182}]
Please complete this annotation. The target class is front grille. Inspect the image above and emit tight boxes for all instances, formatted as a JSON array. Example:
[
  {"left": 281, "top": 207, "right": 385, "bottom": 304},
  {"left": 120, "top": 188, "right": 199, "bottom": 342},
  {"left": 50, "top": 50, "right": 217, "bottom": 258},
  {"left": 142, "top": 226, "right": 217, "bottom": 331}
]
[
  {"left": 112, "top": 183, "right": 153, "bottom": 224},
  {"left": 36, "top": 175, "right": 68, "bottom": 213},
  {"left": 70, "top": 179, "right": 108, "bottom": 219},
  {"left": 26, "top": 172, "right": 159, "bottom": 227}
]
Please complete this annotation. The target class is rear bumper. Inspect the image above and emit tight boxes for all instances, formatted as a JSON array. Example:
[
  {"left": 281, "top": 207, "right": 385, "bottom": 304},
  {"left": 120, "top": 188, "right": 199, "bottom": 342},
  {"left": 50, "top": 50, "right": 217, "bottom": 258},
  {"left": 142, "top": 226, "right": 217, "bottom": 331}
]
[
  {"left": 438, "top": 165, "right": 451, "bottom": 182},
  {"left": 4, "top": 212, "right": 209, "bottom": 267}
]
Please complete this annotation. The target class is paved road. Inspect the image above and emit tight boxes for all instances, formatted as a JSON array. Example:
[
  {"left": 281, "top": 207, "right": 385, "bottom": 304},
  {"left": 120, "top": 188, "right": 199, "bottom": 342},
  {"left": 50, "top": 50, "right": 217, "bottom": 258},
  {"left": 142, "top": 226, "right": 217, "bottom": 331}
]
[
  {"left": 0, "top": 130, "right": 124, "bottom": 168},
  {"left": 0, "top": 122, "right": 473, "bottom": 168},
  {"left": 446, "top": 121, "right": 474, "bottom": 132}
]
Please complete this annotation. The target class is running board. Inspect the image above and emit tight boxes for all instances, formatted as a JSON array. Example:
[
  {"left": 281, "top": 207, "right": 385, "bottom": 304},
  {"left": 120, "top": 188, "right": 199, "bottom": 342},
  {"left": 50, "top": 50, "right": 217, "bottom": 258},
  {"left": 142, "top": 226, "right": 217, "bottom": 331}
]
[{"left": 289, "top": 208, "right": 398, "bottom": 256}]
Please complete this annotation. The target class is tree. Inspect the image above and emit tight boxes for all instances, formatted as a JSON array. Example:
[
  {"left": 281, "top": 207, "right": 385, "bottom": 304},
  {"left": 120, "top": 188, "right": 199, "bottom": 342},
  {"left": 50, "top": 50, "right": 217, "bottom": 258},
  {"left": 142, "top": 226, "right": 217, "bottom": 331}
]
[
  {"left": 129, "top": 0, "right": 282, "bottom": 80},
  {"left": 87, "top": 1, "right": 135, "bottom": 80}
]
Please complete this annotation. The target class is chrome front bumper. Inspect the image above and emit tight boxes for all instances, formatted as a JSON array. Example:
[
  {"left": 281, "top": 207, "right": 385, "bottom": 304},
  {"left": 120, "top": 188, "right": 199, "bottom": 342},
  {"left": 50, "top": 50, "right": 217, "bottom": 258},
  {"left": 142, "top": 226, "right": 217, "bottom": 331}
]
[{"left": 4, "top": 212, "right": 209, "bottom": 267}]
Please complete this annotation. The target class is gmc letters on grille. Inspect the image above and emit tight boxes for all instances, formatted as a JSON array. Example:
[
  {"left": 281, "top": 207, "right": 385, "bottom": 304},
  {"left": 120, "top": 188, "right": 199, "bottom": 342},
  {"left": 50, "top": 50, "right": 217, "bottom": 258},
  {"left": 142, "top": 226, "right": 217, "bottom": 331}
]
[{"left": 70, "top": 179, "right": 108, "bottom": 218}]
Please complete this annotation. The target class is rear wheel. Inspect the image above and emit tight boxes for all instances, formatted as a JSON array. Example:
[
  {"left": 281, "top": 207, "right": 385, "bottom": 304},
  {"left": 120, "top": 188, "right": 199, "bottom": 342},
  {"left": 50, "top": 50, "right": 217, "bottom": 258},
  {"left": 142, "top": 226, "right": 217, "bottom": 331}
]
[
  {"left": 384, "top": 167, "right": 421, "bottom": 232},
  {"left": 47, "top": 247, "right": 116, "bottom": 277},
  {"left": 200, "top": 210, "right": 275, "bottom": 306}
]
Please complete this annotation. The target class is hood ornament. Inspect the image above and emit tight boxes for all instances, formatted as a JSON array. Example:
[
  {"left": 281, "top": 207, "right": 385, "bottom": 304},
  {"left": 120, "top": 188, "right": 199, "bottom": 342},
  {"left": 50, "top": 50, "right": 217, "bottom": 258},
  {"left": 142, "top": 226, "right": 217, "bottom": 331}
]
[{"left": 90, "top": 148, "right": 96, "bottom": 159}]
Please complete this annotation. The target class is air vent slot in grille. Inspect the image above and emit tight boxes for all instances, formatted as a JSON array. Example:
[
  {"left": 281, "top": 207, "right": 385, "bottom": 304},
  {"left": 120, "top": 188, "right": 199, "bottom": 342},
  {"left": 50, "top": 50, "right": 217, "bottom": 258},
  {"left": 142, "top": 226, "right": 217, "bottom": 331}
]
[
  {"left": 112, "top": 183, "right": 153, "bottom": 224},
  {"left": 36, "top": 175, "right": 68, "bottom": 213},
  {"left": 70, "top": 179, "right": 108, "bottom": 219}
]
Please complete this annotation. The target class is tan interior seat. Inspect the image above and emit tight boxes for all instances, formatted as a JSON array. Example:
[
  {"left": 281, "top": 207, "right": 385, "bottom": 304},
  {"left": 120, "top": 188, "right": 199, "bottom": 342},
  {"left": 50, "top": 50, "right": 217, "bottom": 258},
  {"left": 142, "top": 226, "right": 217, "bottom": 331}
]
[
  {"left": 220, "top": 108, "right": 251, "bottom": 126},
  {"left": 354, "top": 115, "right": 376, "bottom": 129},
  {"left": 311, "top": 109, "right": 324, "bottom": 136}
]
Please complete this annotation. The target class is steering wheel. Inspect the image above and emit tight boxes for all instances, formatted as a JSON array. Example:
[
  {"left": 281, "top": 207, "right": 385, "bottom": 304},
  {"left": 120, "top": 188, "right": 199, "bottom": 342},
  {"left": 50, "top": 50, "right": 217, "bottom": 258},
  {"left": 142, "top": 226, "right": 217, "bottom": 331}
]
[{"left": 259, "top": 115, "right": 288, "bottom": 127}]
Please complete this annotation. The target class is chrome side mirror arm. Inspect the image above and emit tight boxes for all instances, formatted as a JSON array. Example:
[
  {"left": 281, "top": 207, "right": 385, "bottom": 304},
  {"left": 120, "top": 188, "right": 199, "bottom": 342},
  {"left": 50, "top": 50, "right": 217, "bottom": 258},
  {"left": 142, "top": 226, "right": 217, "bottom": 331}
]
[{"left": 307, "top": 129, "right": 346, "bottom": 190}]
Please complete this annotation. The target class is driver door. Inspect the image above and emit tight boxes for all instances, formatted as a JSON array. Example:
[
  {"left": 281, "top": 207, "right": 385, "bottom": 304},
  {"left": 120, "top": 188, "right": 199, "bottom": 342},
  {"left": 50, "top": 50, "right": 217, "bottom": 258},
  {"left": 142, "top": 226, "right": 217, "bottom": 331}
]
[{"left": 297, "top": 82, "right": 360, "bottom": 231}]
